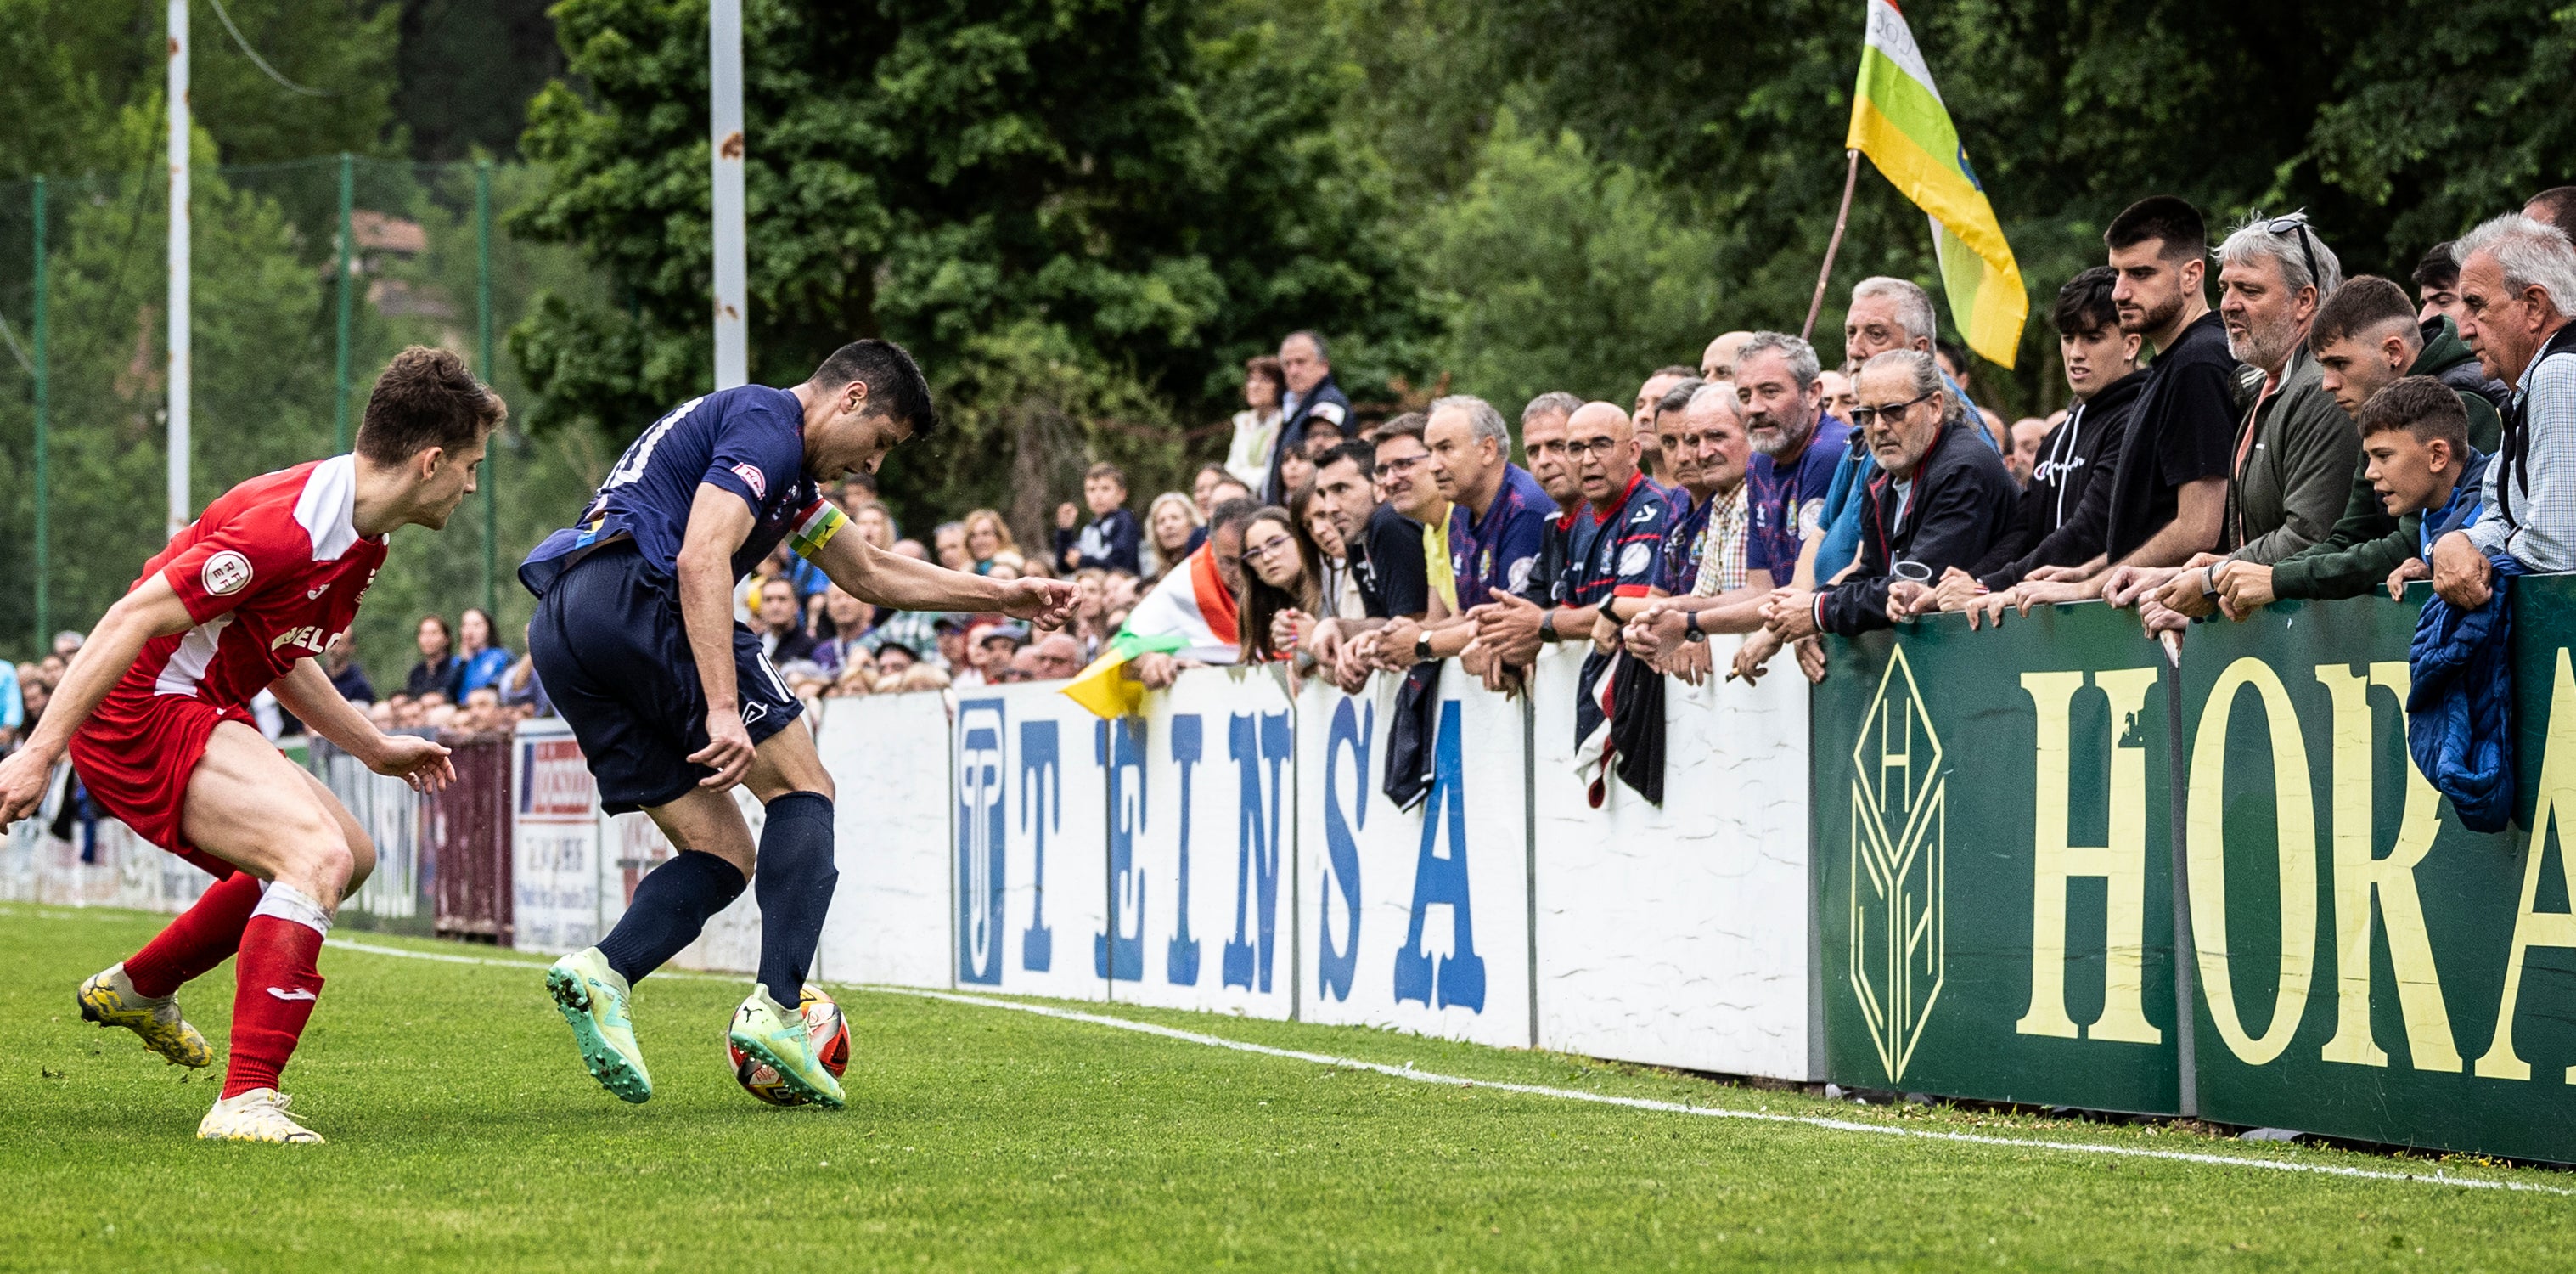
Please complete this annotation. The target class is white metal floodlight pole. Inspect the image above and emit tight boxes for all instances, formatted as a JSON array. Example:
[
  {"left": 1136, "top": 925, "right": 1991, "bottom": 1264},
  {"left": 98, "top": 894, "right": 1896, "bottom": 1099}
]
[
  {"left": 710, "top": 0, "right": 747, "bottom": 390},
  {"left": 166, "top": 0, "right": 191, "bottom": 537}
]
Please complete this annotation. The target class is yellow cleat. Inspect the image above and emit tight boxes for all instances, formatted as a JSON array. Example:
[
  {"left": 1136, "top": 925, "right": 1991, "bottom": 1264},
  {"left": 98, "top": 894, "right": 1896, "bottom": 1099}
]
[
  {"left": 197, "top": 1089, "right": 324, "bottom": 1144},
  {"left": 78, "top": 963, "right": 214, "bottom": 1068}
]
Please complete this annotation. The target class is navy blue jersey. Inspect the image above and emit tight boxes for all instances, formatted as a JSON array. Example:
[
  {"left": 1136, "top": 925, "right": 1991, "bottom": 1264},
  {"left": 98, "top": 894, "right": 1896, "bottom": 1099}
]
[
  {"left": 1661, "top": 488, "right": 1717, "bottom": 592},
  {"left": 1448, "top": 464, "right": 1557, "bottom": 610},
  {"left": 519, "top": 386, "right": 829, "bottom": 598},
  {"left": 1559, "top": 473, "right": 1681, "bottom": 607}
]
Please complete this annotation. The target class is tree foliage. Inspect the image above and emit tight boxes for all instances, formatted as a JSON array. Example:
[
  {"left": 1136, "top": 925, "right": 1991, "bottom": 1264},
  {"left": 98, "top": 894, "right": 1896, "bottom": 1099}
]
[{"left": 510, "top": 0, "right": 1429, "bottom": 538}]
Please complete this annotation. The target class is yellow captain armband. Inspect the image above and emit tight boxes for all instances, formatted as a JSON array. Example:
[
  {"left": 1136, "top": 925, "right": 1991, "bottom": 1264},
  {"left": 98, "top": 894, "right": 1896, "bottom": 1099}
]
[{"left": 787, "top": 500, "right": 848, "bottom": 561}]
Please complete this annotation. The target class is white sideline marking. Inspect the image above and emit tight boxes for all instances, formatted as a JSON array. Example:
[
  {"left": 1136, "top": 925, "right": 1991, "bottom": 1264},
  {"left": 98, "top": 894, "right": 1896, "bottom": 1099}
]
[{"left": 314, "top": 938, "right": 2571, "bottom": 1198}]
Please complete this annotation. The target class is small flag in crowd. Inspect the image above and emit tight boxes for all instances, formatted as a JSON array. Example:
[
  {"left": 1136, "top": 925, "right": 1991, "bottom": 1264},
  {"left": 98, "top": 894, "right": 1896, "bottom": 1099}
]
[
  {"left": 1060, "top": 547, "right": 1240, "bottom": 719},
  {"left": 1844, "top": 0, "right": 2027, "bottom": 367}
]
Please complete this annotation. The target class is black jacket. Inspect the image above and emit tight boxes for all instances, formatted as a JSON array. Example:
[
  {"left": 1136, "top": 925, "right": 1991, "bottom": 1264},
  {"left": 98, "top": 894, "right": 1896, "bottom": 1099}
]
[
  {"left": 1819, "top": 418, "right": 2021, "bottom": 634},
  {"left": 1262, "top": 374, "right": 1352, "bottom": 504},
  {"left": 1973, "top": 367, "right": 2147, "bottom": 589}
]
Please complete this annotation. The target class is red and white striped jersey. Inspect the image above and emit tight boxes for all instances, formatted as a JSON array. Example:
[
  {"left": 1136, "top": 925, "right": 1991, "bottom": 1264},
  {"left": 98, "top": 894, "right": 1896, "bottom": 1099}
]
[{"left": 114, "top": 456, "right": 389, "bottom": 710}]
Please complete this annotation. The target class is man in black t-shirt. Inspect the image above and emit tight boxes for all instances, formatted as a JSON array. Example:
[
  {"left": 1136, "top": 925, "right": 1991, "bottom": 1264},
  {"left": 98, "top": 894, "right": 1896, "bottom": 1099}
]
[
  {"left": 1992, "top": 196, "right": 2237, "bottom": 615},
  {"left": 1302, "top": 437, "right": 1431, "bottom": 691}
]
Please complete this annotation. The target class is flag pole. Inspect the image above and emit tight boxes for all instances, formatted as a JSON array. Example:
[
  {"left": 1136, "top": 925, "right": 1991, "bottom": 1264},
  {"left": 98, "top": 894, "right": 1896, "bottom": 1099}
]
[{"left": 1802, "top": 149, "right": 1861, "bottom": 344}]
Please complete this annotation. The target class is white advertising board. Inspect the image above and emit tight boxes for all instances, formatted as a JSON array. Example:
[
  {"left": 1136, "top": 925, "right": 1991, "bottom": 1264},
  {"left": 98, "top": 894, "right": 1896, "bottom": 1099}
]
[
  {"left": 511, "top": 718, "right": 602, "bottom": 954},
  {"left": 813, "top": 691, "right": 953, "bottom": 989},
  {"left": 1528, "top": 641, "right": 1815, "bottom": 1080},
  {"left": 1296, "top": 666, "right": 1533, "bottom": 1047},
  {"left": 952, "top": 682, "right": 1109, "bottom": 1001},
  {"left": 1118, "top": 666, "right": 1298, "bottom": 1018}
]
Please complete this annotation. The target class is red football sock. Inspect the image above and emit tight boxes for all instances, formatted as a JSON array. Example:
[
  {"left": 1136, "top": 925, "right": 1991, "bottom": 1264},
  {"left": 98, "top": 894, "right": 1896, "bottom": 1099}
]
[
  {"left": 124, "top": 872, "right": 266, "bottom": 999},
  {"left": 222, "top": 889, "right": 329, "bottom": 1100}
]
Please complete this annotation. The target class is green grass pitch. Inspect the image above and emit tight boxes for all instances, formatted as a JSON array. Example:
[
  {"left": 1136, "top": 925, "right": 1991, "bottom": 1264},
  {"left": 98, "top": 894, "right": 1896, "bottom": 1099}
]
[{"left": 2, "top": 904, "right": 2568, "bottom": 1271}]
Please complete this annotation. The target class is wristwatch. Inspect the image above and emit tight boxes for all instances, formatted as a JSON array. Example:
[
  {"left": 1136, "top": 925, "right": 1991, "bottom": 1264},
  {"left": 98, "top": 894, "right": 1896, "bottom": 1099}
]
[
  {"left": 1538, "top": 611, "right": 1561, "bottom": 643},
  {"left": 1414, "top": 631, "right": 1434, "bottom": 662},
  {"left": 1684, "top": 610, "right": 1707, "bottom": 643}
]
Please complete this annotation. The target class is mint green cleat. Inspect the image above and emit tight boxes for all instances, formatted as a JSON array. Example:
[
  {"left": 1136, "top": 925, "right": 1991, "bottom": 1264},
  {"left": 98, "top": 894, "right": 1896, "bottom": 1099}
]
[
  {"left": 728, "top": 984, "right": 846, "bottom": 1109},
  {"left": 546, "top": 948, "right": 652, "bottom": 1103}
]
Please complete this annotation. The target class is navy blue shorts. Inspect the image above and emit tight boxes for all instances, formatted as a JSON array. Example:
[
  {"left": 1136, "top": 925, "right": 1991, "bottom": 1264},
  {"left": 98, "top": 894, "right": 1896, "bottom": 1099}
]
[{"left": 529, "top": 542, "right": 803, "bottom": 814}]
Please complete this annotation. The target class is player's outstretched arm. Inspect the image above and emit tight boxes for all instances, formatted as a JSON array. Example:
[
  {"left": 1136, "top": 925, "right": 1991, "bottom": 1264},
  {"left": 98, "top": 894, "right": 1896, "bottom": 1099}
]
[
  {"left": 811, "top": 528, "right": 1076, "bottom": 627},
  {"left": 273, "top": 658, "right": 455, "bottom": 794},
  {"left": 0, "top": 577, "right": 199, "bottom": 826},
  {"left": 679, "top": 484, "right": 762, "bottom": 789}
]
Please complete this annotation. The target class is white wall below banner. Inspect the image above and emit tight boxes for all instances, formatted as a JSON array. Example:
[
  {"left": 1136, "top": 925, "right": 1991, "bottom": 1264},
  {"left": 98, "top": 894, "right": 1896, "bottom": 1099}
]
[
  {"left": 1528, "top": 642, "right": 1817, "bottom": 1082},
  {"left": 1296, "top": 669, "right": 1534, "bottom": 1049},
  {"left": 816, "top": 693, "right": 953, "bottom": 990}
]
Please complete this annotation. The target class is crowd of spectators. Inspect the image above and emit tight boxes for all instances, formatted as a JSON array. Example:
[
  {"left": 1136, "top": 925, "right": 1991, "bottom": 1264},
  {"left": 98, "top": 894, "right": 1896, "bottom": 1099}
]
[{"left": 13, "top": 190, "right": 2571, "bottom": 804}]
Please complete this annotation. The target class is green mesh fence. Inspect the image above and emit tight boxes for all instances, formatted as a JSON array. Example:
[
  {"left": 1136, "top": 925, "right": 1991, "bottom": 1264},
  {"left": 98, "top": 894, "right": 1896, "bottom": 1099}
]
[{"left": 0, "top": 157, "right": 611, "bottom": 686}]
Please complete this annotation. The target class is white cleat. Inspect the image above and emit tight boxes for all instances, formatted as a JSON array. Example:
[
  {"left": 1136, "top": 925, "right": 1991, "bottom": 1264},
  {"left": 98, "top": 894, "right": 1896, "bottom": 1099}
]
[{"left": 196, "top": 1089, "right": 325, "bottom": 1144}]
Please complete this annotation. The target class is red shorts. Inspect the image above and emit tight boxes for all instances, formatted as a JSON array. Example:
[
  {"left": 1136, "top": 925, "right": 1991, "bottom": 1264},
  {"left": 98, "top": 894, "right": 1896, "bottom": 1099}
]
[{"left": 67, "top": 690, "right": 255, "bottom": 879}]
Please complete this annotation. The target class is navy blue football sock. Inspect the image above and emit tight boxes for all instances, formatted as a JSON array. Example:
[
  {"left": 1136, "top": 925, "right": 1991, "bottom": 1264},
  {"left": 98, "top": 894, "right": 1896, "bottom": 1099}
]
[
  {"left": 596, "top": 849, "right": 745, "bottom": 985},
  {"left": 754, "top": 792, "right": 838, "bottom": 1007}
]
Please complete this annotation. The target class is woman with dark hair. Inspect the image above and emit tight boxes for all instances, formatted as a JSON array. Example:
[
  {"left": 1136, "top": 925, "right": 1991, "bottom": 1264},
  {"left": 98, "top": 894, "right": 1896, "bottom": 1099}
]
[
  {"left": 1225, "top": 356, "right": 1289, "bottom": 489},
  {"left": 1234, "top": 505, "right": 1322, "bottom": 663},
  {"left": 404, "top": 614, "right": 465, "bottom": 702},
  {"left": 457, "top": 606, "right": 513, "bottom": 695}
]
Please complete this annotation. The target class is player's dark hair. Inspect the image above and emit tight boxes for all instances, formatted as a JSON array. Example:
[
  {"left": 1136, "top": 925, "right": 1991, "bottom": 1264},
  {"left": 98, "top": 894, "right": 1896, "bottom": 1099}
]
[
  {"left": 2052, "top": 266, "right": 2122, "bottom": 337},
  {"left": 357, "top": 347, "right": 504, "bottom": 466},
  {"left": 2309, "top": 276, "right": 2419, "bottom": 353},
  {"left": 809, "top": 339, "right": 937, "bottom": 440},
  {"left": 2105, "top": 195, "right": 2207, "bottom": 263},
  {"left": 1319, "top": 438, "right": 1377, "bottom": 476},
  {"left": 1651, "top": 364, "right": 1698, "bottom": 381},
  {"left": 2413, "top": 242, "right": 2461, "bottom": 293},
  {"left": 1655, "top": 378, "right": 1707, "bottom": 418},
  {"left": 2355, "top": 375, "right": 2470, "bottom": 458}
]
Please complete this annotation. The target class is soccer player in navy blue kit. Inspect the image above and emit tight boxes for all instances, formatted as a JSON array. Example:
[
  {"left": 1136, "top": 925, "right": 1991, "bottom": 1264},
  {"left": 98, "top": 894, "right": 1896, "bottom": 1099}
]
[{"left": 524, "top": 340, "right": 1073, "bottom": 1108}]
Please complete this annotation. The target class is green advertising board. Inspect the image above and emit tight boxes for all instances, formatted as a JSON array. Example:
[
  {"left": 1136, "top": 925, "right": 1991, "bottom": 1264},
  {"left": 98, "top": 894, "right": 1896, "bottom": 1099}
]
[
  {"left": 1815, "top": 601, "right": 2185, "bottom": 1114},
  {"left": 2177, "top": 583, "right": 2576, "bottom": 1161}
]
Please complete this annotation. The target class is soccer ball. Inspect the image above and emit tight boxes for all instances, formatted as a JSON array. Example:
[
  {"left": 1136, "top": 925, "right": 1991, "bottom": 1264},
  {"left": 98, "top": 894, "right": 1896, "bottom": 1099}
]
[{"left": 728, "top": 985, "right": 852, "bottom": 1107}]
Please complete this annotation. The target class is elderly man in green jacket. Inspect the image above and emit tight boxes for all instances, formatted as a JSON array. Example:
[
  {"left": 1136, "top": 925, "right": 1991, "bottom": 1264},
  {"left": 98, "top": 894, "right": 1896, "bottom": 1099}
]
[
  {"left": 2129, "top": 212, "right": 2360, "bottom": 629},
  {"left": 2209, "top": 276, "right": 2503, "bottom": 614}
]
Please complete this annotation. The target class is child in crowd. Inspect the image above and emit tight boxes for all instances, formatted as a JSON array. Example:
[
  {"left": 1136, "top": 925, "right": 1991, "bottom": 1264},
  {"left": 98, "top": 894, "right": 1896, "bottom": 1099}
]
[{"left": 1055, "top": 463, "right": 1142, "bottom": 575}]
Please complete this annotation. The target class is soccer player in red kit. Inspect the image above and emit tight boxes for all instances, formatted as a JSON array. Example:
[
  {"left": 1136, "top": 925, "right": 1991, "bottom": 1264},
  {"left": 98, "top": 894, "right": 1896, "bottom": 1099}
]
[{"left": 0, "top": 347, "right": 499, "bottom": 1144}]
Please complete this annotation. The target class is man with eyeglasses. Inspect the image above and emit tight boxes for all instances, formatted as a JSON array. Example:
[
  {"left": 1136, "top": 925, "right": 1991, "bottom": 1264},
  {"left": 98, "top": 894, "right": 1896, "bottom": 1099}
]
[
  {"left": 1548, "top": 401, "right": 1684, "bottom": 649},
  {"left": 1758, "top": 351, "right": 2016, "bottom": 647},
  {"left": 2129, "top": 211, "right": 2359, "bottom": 631},
  {"left": 1301, "top": 432, "right": 1434, "bottom": 692},
  {"left": 1356, "top": 414, "right": 1465, "bottom": 673},
  {"left": 2429, "top": 211, "right": 2576, "bottom": 608}
]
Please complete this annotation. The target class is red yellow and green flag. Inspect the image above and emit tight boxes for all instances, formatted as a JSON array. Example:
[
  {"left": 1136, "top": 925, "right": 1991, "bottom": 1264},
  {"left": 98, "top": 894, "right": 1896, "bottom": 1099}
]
[{"left": 1845, "top": 0, "right": 2026, "bottom": 367}]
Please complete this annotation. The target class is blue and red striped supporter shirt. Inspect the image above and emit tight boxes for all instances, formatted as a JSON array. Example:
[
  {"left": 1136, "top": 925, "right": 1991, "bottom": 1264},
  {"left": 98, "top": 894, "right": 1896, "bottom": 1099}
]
[{"left": 1558, "top": 472, "right": 1683, "bottom": 607}]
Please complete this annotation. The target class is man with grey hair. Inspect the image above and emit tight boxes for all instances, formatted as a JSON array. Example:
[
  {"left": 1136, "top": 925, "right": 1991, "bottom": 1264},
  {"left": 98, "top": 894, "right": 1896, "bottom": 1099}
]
[
  {"left": 1391, "top": 393, "right": 1558, "bottom": 670},
  {"left": 1729, "top": 331, "right": 1850, "bottom": 681},
  {"left": 2431, "top": 212, "right": 2576, "bottom": 605},
  {"left": 1623, "top": 382, "right": 1772, "bottom": 680},
  {"left": 2135, "top": 211, "right": 2360, "bottom": 628},
  {"left": 1263, "top": 330, "right": 1349, "bottom": 503},
  {"left": 1761, "top": 350, "right": 2016, "bottom": 647}
]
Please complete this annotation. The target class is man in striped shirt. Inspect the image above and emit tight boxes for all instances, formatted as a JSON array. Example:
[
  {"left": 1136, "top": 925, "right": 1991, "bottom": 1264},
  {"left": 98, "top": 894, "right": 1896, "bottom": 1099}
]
[{"left": 1623, "top": 384, "right": 1767, "bottom": 682}]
